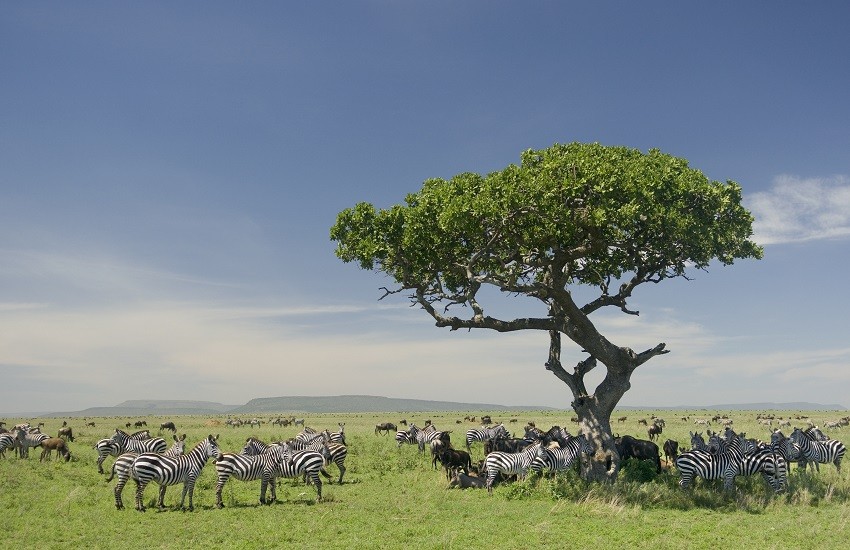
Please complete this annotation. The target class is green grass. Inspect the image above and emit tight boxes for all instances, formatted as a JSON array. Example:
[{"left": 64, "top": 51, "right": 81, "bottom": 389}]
[{"left": 1, "top": 410, "right": 848, "bottom": 548}]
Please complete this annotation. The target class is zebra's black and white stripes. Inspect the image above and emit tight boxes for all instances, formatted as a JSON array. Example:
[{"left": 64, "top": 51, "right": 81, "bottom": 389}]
[
  {"left": 529, "top": 434, "right": 592, "bottom": 476},
  {"left": 483, "top": 441, "right": 543, "bottom": 494},
  {"left": 111, "top": 429, "right": 167, "bottom": 455},
  {"left": 108, "top": 435, "right": 187, "bottom": 510},
  {"left": 465, "top": 424, "right": 508, "bottom": 451},
  {"left": 790, "top": 427, "right": 845, "bottom": 473},
  {"left": 131, "top": 435, "right": 222, "bottom": 512},
  {"left": 676, "top": 430, "right": 745, "bottom": 491}
]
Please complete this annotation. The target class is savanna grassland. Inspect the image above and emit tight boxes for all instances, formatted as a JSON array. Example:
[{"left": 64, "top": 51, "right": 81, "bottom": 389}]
[{"left": 2, "top": 409, "right": 848, "bottom": 549}]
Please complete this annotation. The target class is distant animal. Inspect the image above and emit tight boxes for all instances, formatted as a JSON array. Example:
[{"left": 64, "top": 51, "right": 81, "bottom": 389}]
[
  {"left": 58, "top": 426, "right": 74, "bottom": 442},
  {"left": 617, "top": 416, "right": 627, "bottom": 423},
  {"left": 375, "top": 422, "right": 397, "bottom": 435},
  {"left": 638, "top": 419, "right": 648, "bottom": 426},
  {"left": 294, "top": 418, "right": 305, "bottom": 427},
  {"left": 86, "top": 421, "right": 96, "bottom": 427},
  {"left": 663, "top": 439, "right": 679, "bottom": 465},
  {"left": 159, "top": 421, "right": 177, "bottom": 433},
  {"left": 648, "top": 422, "right": 663, "bottom": 441},
  {"left": 134, "top": 420, "right": 147, "bottom": 428}
]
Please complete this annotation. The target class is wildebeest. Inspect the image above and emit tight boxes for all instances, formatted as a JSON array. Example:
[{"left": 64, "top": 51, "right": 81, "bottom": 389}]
[
  {"left": 648, "top": 422, "right": 663, "bottom": 441},
  {"left": 159, "top": 421, "right": 177, "bottom": 433},
  {"left": 375, "top": 422, "right": 397, "bottom": 435},
  {"left": 614, "top": 435, "right": 661, "bottom": 473},
  {"left": 58, "top": 426, "right": 74, "bottom": 442},
  {"left": 662, "top": 439, "right": 679, "bottom": 465},
  {"left": 435, "top": 448, "right": 473, "bottom": 480},
  {"left": 134, "top": 420, "right": 147, "bottom": 428},
  {"left": 39, "top": 437, "right": 71, "bottom": 462},
  {"left": 448, "top": 471, "right": 486, "bottom": 489}
]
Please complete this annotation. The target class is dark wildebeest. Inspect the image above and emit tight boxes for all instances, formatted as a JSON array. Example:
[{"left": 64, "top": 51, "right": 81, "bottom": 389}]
[
  {"left": 159, "top": 421, "right": 177, "bottom": 433},
  {"left": 135, "top": 420, "right": 147, "bottom": 428},
  {"left": 58, "top": 426, "right": 74, "bottom": 442},
  {"left": 435, "top": 448, "right": 473, "bottom": 480},
  {"left": 375, "top": 422, "right": 397, "bottom": 435},
  {"left": 647, "top": 422, "right": 663, "bottom": 441},
  {"left": 662, "top": 439, "right": 679, "bottom": 465},
  {"left": 614, "top": 435, "right": 661, "bottom": 473}
]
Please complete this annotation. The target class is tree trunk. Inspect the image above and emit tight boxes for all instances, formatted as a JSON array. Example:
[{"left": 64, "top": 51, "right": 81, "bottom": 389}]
[{"left": 573, "top": 396, "right": 619, "bottom": 482}]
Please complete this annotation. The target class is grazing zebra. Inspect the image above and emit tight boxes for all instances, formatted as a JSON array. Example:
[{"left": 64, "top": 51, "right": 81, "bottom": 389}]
[
  {"left": 789, "top": 427, "right": 846, "bottom": 473},
  {"left": 465, "top": 424, "right": 509, "bottom": 451},
  {"left": 529, "top": 434, "right": 592, "bottom": 476},
  {"left": 395, "top": 429, "right": 414, "bottom": 448},
  {"left": 484, "top": 441, "right": 543, "bottom": 494},
  {"left": 676, "top": 430, "right": 745, "bottom": 491},
  {"left": 131, "top": 435, "right": 222, "bottom": 512},
  {"left": 108, "top": 435, "right": 187, "bottom": 510},
  {"left": 216, "top": 443, "right": 327, "bottom": 506},
  {"left": 95, "top": 439, "right": 124, "bottom": 473},
  {"left": 111, "top": 429, "right": 167, "bottom": 455}
]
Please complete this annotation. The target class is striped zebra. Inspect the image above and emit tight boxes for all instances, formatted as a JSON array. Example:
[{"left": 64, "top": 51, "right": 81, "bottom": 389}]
[
  {"left": 789, "top": 427, "right": 846, "bottom": 473},
  {"left": 409, "top": 423, "right": 448, "bottom": 454},
  {"left": 283, "top": 437, "right": 348, "bottom": 484},
  {"left": 465, "top": 424, "right": 508, "bottom": 451},
  {"left": 216, "top": 443, "right": 326, "bottom": 506},
  {"left": 295, "top": 428, "right": 326, "bottom": 445},
  {"left": 484, "top": 441, "right": 543, "bottom": 494},
  {"left": 111, "top": 429, "right": 167, "bottom": 455},
  {"left": 529, "top": 434, "right": 592, "bottom": 476},
  {"left": 324, "top": 423, "right": 346, "bottom": 445},
  {"left": 737, "top": 446, "right": 787, "bottom": 493},
  {"left": 0, "top": 430, "right": 25, "bottom": 458},
  {"left": 676, "top": 430, "right": 745, "bottom": 491},
  {"left": 18, "top": 430, "right": 49, "bottom": 458},
  {"left": 108, "top": 435, "right": 187, "bottom": 510},
  {"left": 131, "top": 434, "right": 222, "bottom": 512},
  {"left": 395, "top": 429, "right": 414, "bottom": 448}
]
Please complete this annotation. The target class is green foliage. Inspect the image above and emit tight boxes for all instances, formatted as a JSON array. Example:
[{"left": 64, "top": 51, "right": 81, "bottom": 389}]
[
  {"left": 619, "top": 457, "right": 659, "bottom": 483},
  {"left": 331, "top": 142, "right": 763, "bottom": 301}
]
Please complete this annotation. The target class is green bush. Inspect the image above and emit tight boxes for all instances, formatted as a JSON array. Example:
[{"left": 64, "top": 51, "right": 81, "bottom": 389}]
[{"left": 619, "top": 458, "right": 658, "bottom": 483}]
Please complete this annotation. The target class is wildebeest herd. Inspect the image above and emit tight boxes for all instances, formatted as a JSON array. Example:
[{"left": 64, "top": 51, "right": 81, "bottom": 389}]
[{"left": 2, "top": 412, "right": 848, "bottom": 511}]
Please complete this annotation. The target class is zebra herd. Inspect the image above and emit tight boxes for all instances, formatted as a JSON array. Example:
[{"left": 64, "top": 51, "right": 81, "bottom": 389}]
[
  {"left": 96, "top": 424, "right": 348, "bottom": 510},
  {"left": 0, "top": 423, "right": 61, "bottom": 459}
]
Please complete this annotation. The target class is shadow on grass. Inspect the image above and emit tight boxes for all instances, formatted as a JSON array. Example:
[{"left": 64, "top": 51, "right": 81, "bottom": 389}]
[{"left": 523, "top": 467, "right": 850, "bottom": 512}]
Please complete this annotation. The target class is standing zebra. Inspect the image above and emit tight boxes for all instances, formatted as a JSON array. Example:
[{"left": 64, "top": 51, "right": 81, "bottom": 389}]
[
  {"left": 111, "top": 429, "right": 167, "bottom": 455},
  {"left": 0, "top": 430, "right": 25, "bottom": 458},
  {"left": 789, "top": 427, "right": 846, "bottom": 473},
  {"left": 409, "top": 423, "right": 448, "bottom": 454},
  {"left": 529, "top": 434, "right": 592, "bottom": 476},
  {"left": 465, "top": 424, "right": 508, "bottom": 452},
  {"left": 282, "top": 437, "right": 348, "bottom": 484},
  {"left": 131, "top": 434, "right": 221, "bottom": 512},
  {"left": 484, "top": 441, "right": 543, "bottom": 494},
  {"left": 737, "top": 445, "right": 787, "bottom": 493},
  {"left": 676, "top": 430, "right": 745, "bottom": 491},
  {"left": 324, "top": 423, "right": 346, "bottom": 445},
  {"left": 215, "top": 443, "right": 326, "bottom": 506},
  {"left": 395, "top": 429, "right": 414, "bottom": 448},
  {"left": 18, "top": 431, "right": 49, "bottom": 458},
  {"left": 108, "top": 435, "right": 187, "bottom": 510}
]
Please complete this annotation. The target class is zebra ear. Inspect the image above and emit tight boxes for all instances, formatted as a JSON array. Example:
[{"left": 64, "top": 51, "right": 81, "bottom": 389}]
[{"left": 181, "top": 434, "right": 187, "bottom": 441}]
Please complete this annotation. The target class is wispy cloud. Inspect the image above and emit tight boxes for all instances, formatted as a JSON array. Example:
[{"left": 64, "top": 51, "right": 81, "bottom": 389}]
[{"left": 748, "top": 175, "right": 850, "bottom": 245}]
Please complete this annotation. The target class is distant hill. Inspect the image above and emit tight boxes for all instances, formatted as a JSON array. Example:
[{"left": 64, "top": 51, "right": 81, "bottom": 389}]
[{"left": 19, "top": 396, "right": 846, "bottom": 418}]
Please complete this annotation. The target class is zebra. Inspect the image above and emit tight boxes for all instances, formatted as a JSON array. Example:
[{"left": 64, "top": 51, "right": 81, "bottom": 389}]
[
  {"left": 465, "top": 424, "right": 509, "bottom": 451},
  {"left": 111, "top": 429, "right": 167, "bottom": 455},
  {"left": 395, "top": 429, "right": 414, "bottom": 448},
  {"left": 108, "top": 434, "right": 187, "bottom": 510},
  {"left": 737, "top": 446, "right": 787, "bottom": 493},
  {"left": 96, "top": 428, "right": 155, "bottom": 472},
  {"left": 131, "top": 434, "right": 222, "bottom": 512},
  {"left": 18, "top": 431, "right": 49, "bottom": 458},
  {"left": 283, "top": 437, "right": 348, "bottom": 484},
  {"left": 529, "top": 434, "right": 592, "bottom": 476},
  {"left": 409, "top": 423, "right": 448, "bottom": 454},
  {"left": 295, "top": 428, "right": 325, "bottom": 445},
  {"left": 789, "top": 427, "right": 846, "bottom": 473},
  {"left": 484, "top": 441, "right": 543, "bottom": 494},
  {"left": 324, "top": 423, "right": 346, "bottom": 445},
  {"left": 0, "top": 430, "right": 25, "bottom": 458},
  {"left": 216, "top": 443, "right": 327, "bottom": 506},
  {"left": 676, "top": 430, "right": 745, "bottom": 491}
]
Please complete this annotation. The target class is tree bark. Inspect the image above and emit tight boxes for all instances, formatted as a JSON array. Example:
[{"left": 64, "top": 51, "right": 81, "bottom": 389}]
[{"left": 572, "top": 395, "right": 619, "bottom": 482}]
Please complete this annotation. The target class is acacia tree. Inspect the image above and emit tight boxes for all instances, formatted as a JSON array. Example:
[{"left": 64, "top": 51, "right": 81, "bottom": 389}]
[{"left": 331, "top": 142, "right": 762, "bottom": 481}]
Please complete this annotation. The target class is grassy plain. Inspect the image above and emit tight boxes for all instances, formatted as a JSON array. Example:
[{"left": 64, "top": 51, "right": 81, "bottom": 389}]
[{"left": 1, "top": 409, "right": 848, "bottom": 549}]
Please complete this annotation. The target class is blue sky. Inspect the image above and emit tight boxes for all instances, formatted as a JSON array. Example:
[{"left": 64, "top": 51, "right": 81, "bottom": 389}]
[{"left": 2, "top": 2, "right": 849, "bottom": 414}]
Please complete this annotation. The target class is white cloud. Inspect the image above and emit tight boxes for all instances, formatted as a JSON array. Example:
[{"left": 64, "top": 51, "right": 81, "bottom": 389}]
[{"left": 748, "top": 175, "right": 850, "bottom": 245}]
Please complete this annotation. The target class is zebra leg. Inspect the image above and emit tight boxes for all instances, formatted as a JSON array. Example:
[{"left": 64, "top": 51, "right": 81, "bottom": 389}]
[
  {"left": 114, "top": 478, "right": 126, "bottom": 510},
  {"left": 181, "top": 478, "right": 196, "bottom": 511},
  {"left": 215, "top": 476, "right": 227, "bottom": 509},
  {"left": 309, "top": 471, "right": 322, "bottom": 501},
  {"left": 135, "top": 480, "right": 148, "bottom": 512},
  {"left": 157, "top": 485, "right": 168, "bottom": 510},
  {"left": 336, "top": 463, "right": 346, "bottom": 484},
  {"left": 259, "top": 478, "right": 269, "bottom": 505}
]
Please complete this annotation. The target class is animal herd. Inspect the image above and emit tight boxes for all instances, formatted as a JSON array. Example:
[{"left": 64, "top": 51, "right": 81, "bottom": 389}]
[{"left": 1, "top": 412, "right": 848, "bottom": 511}]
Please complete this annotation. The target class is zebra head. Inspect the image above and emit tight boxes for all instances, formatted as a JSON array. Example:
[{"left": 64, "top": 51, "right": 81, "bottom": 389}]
[
  {"left": 169, "top": 434, "right": 188, "bottom": 456},
  {"left": 204, "top": 434, "right": 222, "bottom": 461}
]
